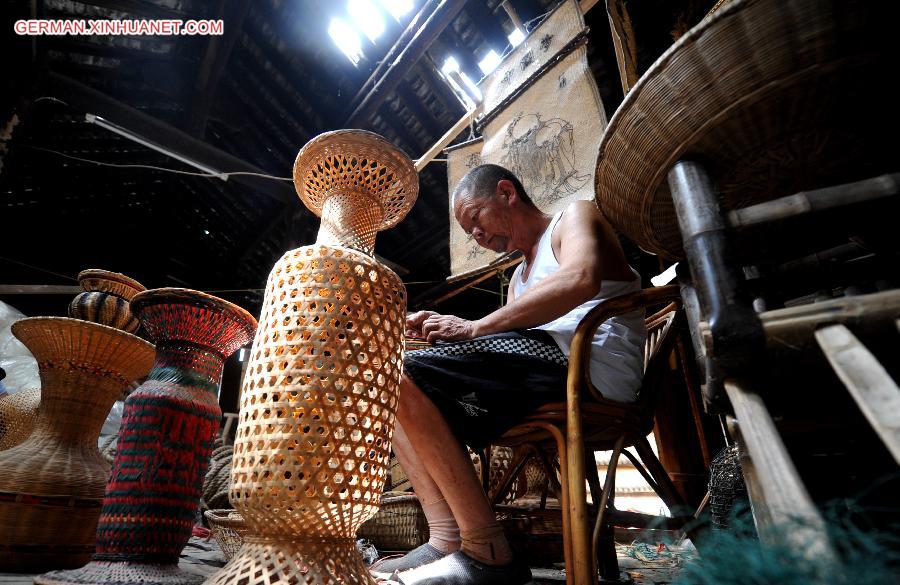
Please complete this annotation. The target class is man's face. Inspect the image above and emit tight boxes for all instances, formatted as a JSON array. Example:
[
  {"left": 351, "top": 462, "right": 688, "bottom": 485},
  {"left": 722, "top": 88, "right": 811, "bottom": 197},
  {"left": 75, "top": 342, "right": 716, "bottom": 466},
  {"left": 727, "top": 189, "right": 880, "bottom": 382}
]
[{"left": 454, "top": 185, "right": 513, "bottom": 253}]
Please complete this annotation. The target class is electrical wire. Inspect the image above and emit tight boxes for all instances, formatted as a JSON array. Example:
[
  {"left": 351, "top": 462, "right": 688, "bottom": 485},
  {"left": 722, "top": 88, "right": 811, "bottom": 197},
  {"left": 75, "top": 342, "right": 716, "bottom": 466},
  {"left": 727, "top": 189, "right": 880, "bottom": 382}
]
[
  {"left": 22, "top": 145, "right": 293, "bottom": 181},
  {"left": 33, "top": 96, "right": 70, "bottom": 106},
  {"left": 0, "top": 256, "right": 78, "bottom": 282}
]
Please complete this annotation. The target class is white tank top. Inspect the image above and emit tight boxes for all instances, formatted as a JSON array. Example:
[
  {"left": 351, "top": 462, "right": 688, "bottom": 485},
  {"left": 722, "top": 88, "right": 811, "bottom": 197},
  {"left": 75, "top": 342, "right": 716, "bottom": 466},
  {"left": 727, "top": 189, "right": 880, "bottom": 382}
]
[{"left": 510, "top": 210, "right": 646, "bottom": 402}]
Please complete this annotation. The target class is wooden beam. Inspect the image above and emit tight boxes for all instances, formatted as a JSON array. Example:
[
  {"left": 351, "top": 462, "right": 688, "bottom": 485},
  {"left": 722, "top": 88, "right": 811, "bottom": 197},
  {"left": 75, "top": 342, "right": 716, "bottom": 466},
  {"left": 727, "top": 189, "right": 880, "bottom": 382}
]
[
  {"left": 726, "top": 173, "right": 900, "bottom": 228},
  {"left": 415, "top": 105, "right": 480, "bottom": 172},
  {"left": 700, "top": 290, "right": 900, "bottom": 356},
  {"left": 431, "top": 27, "right": 480, "bottom": 82},
  {"left": 237, "top": 25, "right": 325, "bottom": 134},
  {"left": 725, "top": 379, "right": 835, "bottom": 561},
  {"left": 815, "top": 324, "right": 900, "bottom": 464},
  {"left": 0, "top": 285, "right": 81, "bottom": 294},
  {"left": 396, "top": 84, "right": 443, "bottom": 139},
  {"left": 43, "top": 72, "right": 295, "bottom": 205},
  {"left": 345, "top": 0, "right": 467, "bottom": 128},
  {"left": 605, "top": 0, "right": 639, "bottom": 94},
  {"left": 344, "top": 0, "right": 443, "bottom": 121},
  {"left": 227, "top": 52, "right": 312, "bottom": 147},
  {"left": 580, "top": 0, "right": 602, "bottom": 13},
  {"left": 68, "top": 0, "right": 193, "bottom": 20},
  {"left": 462, "top": 0, "right": 510, "bottom": 48},
  {"left": 187, "top": 0, "right": 252, "bottom": 137},
  {"left": 42, "top": 38, "right": 192, "bottom": 66},
  {"left": 416, "top": 60, "right": 466, "bottom": 121},
  {"left": 244, "top": 1, "right": 337, "bottom": 130}
]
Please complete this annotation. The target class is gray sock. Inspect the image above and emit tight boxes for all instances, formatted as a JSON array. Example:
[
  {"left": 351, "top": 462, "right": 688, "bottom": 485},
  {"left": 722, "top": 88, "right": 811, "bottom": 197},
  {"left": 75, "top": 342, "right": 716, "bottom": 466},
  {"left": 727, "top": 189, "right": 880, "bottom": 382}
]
[
  {"left": 370, "top": 543, "right": 448, "bottom": 575},
  {"left": 395, "top": 550, "right": 533, "bottom": 585}
]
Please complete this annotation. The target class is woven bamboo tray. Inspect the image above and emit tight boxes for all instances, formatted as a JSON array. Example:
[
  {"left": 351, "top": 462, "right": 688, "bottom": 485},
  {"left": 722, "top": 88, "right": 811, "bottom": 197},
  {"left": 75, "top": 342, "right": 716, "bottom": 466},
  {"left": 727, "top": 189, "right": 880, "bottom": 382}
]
[
  {"left": 594, "top": 0, "right": 895, "bottom": 259},
  {"left": 204, "top": 509, "right": 248, "bottom": 561},
  {"left": 358, "top": 492, "right": 429, "bottom": 552}
]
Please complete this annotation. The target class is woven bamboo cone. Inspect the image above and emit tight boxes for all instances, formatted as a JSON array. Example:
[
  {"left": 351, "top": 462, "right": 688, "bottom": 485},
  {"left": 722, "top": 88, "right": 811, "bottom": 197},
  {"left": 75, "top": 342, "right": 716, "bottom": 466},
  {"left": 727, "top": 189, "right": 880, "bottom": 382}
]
[
  {"left": 204, "top": 130, "right": 416, "bottom": 585},
  {"left": 0, "top": 317, "right": 155, "bottom": 572}
]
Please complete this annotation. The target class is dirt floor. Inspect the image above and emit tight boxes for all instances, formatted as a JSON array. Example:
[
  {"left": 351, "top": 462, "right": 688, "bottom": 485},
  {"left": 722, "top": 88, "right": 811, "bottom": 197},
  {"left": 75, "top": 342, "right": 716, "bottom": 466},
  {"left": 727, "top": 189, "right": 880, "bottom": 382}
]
[{"left": 1, "top": 537, "right": 691, "bottom": 584}]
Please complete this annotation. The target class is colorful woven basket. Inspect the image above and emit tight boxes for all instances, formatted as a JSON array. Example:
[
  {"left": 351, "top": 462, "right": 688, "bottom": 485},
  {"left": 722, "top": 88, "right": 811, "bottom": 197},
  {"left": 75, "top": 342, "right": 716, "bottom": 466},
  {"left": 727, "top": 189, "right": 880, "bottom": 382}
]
[{"left": 36, "top": 289, "right": 256, "bottom": 585}]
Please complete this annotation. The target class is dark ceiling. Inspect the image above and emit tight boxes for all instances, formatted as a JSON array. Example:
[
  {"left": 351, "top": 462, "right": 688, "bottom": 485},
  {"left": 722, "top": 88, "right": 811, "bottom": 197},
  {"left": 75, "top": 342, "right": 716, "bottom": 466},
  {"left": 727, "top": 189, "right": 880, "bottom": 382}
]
[{"left": 1, "top": 0, "right": 712, "bottom": 318}]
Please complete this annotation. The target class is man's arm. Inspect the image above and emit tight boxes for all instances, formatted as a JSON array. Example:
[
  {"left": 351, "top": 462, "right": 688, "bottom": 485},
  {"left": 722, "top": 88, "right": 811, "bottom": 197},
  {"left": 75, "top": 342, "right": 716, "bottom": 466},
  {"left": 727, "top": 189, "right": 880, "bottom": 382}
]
[{"left": 421, "top": 200, "right": 635, "bottom": 342}]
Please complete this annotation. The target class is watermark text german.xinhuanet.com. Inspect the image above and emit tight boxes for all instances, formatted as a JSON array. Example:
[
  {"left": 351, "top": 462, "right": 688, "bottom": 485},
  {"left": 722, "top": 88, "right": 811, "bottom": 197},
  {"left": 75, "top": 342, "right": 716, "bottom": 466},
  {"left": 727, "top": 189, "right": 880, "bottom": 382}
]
[{"left": 14, "top": 19, "right": 224, "bottom": 36}]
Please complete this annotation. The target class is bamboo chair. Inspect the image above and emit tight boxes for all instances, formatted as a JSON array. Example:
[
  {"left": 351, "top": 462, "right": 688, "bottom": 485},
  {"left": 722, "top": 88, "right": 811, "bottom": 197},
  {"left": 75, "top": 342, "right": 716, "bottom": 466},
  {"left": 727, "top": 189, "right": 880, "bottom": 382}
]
[{"left": 491, "top": 285, "right": 694, "bottom": 585}]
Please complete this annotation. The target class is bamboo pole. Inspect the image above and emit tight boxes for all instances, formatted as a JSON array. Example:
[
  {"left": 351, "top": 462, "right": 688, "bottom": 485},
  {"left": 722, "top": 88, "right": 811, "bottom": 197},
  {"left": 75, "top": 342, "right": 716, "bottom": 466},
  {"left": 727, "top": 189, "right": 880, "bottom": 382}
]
[{"left": 414, "top": 105, "right": 481, "bottom": 172}]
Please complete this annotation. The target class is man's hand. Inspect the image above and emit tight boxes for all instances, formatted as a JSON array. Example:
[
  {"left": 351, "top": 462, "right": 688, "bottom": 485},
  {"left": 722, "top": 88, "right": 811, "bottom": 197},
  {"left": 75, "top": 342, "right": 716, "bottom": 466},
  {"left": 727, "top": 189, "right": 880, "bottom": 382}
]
[
  {"left": 421, "top": 314, "right": 477, "bottom": 343},
  {"left": 406, "top": 310, "right": 439, "bottom": 338}
]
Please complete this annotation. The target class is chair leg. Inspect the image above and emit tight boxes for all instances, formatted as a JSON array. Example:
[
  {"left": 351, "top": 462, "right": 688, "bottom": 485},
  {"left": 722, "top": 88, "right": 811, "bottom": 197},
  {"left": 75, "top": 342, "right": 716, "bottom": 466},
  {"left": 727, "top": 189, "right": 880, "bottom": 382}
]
[
  {"left": 592, "top": 437, "right": 631, "bottom": 584},
  {"left": 585, "top": 449, "right": 603, "bottom": 506},
  {"left": 490, "top": 445, "right": 534, "bottom": 506},
  {"left": 567, "top": 437, "right": 596, "bottom": 585},
  {"left": 478, "top": 447, "right": 490, "bottom": 493},
  {"left": 530, "top": 422, "right": 573, "bottom": 582},
  {"left": 632, "top": 436, "right": 692, "bottom": 518},
  {"left": 621, "top": 448, "right": 662, "bottom": 495}
]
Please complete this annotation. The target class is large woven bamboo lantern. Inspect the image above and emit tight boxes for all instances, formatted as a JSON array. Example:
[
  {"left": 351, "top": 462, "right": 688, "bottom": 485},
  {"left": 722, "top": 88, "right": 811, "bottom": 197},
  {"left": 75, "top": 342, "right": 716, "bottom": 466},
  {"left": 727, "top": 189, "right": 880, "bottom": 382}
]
[{"left": 206, "top": 130, "right": 416, "bottom": 585}]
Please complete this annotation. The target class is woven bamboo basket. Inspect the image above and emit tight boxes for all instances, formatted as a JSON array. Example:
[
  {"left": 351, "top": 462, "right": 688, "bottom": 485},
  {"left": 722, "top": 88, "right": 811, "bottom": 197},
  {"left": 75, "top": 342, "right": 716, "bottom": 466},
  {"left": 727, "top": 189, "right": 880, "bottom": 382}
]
[
  {"left": 358, "top": 492, "right": 430, "bottom": 552},
  {"left": 0, "top": 386, "right": 41, "bottom": 450},
  {"left": 76, "top": 268, "right": 145, "bottom": 300},
  {"left": 204, "top": 510, "right": 249, "bottom": 561},
  {"left": 496, "top": 504, "right": 566, "bottom": 566},
  {"left": 69, "top": 269, "right": 146, "bottom": 333},
  {"left": 0, "top": 317, "right": 155, "bottom": 572},
  {"left": 205, "top": 130, "right": 417, "bottom": 585},
  {"left": 594, "top": 0, "right": 895, "bottom": 259}
]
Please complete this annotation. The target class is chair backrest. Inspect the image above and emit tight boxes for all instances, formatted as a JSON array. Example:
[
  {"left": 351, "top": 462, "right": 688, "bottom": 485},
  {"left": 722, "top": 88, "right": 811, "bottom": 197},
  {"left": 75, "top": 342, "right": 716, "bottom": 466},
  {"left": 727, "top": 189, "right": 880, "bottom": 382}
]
[{"left": 635, "top": 302, "right": 681, "bottom": 412}]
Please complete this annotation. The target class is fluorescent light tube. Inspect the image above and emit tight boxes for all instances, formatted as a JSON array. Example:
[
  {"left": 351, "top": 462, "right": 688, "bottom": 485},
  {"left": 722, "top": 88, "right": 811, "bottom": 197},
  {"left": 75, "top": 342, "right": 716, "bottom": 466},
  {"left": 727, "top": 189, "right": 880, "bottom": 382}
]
[{"left": 85, "top": 113, "right": 228, "bottom": 181}]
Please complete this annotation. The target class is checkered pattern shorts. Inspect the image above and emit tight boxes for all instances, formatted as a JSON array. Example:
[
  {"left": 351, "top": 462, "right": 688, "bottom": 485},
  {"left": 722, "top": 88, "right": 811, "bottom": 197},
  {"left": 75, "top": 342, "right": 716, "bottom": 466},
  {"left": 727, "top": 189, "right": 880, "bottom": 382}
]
[{"left": 404, "top": 329, "right": 568, "bottom": 449}]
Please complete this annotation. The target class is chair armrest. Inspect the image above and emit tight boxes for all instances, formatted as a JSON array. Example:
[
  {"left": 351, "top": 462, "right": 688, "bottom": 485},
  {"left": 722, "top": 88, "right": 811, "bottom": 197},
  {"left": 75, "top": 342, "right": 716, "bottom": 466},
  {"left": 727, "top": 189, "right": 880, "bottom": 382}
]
[{"left": 568, "top": 285, "right": 682, "bottom": 404}]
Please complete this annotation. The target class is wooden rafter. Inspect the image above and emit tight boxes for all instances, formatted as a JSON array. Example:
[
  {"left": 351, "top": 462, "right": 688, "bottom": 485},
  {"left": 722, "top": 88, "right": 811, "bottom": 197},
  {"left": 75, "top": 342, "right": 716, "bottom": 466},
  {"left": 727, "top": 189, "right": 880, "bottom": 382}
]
[
  {"left": 188, "top": 0, "right": 252, "bottom": 137},
  {"left": 345, "top": 0, "right": 467, "bottom": 128},
  {"left": 344, "top": 0, "right": 443, "bottom": 122},
  {"left": 68, "top": 0, "right": 195, "bottom": 20},
  {"left": 605, "top": 0, "right": 639, "bottom": 93}
]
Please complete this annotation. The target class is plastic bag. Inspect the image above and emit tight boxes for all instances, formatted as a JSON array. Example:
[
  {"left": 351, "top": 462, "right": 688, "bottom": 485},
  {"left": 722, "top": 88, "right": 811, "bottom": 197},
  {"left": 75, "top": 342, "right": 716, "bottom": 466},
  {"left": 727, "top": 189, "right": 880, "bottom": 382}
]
[{"left": 0, "top": 300, "right": 39, "bottom": 394}]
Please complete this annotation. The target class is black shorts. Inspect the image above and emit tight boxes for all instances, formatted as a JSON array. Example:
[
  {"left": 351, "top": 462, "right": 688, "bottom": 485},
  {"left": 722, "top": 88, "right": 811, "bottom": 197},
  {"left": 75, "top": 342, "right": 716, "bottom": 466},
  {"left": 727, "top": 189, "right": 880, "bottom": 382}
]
[{"left": 404, "top": 329, "right": 568, "bottom": 449}]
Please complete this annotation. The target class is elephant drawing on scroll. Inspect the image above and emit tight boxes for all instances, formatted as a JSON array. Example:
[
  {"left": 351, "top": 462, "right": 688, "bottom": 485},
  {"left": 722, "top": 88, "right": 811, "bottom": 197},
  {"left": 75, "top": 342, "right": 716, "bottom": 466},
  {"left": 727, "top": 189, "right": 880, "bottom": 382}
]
[{"left": 499, "top": 112, "right": 590, "bottom": 206}]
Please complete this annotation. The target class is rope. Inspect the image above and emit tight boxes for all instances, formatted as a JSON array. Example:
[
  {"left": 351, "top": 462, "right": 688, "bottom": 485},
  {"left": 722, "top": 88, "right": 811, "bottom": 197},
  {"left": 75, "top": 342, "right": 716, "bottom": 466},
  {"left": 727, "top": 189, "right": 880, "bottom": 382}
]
[{"left": 200, "top": 438, "right": 235, "bottom": 514}]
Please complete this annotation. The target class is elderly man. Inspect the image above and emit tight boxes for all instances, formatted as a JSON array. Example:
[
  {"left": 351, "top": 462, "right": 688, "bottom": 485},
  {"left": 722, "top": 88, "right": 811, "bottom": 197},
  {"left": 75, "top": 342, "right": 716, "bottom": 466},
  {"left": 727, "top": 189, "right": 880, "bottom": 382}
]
[{"left": 373, "top": 164, "right": 645, "bottom": 585}]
